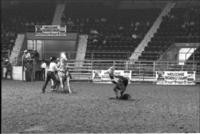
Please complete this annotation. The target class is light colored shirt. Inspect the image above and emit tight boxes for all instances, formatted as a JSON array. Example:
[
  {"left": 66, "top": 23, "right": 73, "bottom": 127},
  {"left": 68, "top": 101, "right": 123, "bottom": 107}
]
[
  {"left": 48, "top": 62, "right": 58, "bottom": 72},
  {"left": 41, "top": 62, "right": 47, "bottom": 69},
  {"left": 25, "top": 53, "right": 31, "bottom": 59}
]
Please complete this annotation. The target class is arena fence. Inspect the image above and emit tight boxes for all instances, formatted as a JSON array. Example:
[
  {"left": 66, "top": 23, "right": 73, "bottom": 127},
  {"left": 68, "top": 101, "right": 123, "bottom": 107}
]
[
  {"left": 68, "top": 60, "right": 200, "bottom": 83},
  {"left": 2, "top": 58, "right": 200, "bottom": 84}
]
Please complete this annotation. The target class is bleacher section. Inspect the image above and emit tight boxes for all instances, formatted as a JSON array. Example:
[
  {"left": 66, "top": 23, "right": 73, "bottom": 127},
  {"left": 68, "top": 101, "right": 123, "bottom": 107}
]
[
  {"left": 62, "top": 5, "right": 161, "bottom": 60},
  {"left": 1, "top": 2, "right": 56, "bottom": 60},
  {"left": 1, "top": 2, "right": 199, "bottom": 64},
  {"left": 139, "top": 7, "right": 200, "bottom": 61}
]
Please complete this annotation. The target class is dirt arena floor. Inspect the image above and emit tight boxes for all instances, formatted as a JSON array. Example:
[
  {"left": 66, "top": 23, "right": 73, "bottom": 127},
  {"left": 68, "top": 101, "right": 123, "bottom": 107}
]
[{"left": 1, "top": 80, "right": 200, "bottom": 133}]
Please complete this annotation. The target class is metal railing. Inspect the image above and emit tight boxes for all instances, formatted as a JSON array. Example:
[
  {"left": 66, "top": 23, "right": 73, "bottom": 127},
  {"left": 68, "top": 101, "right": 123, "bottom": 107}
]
[
  {"left": 66, "top": 59, "right": 200, "bottom": 82},
  {"left": 2, "top": 57, "right": 200, "bottom": 82}
]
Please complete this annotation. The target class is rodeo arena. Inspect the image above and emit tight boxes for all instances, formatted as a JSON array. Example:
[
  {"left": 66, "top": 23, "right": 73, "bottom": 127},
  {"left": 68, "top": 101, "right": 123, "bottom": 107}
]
[{"left": 1, "top": 0, "right": 200, "bottom": 133}]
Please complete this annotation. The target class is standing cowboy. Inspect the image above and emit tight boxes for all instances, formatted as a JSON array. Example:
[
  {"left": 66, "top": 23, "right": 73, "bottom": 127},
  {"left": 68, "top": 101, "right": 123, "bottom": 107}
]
[
  {"left": 22, "top": 50, "right": 31, "bottom": 62},
  {"left": 41, "top": 57, "right": 58, "bottom": 93}
]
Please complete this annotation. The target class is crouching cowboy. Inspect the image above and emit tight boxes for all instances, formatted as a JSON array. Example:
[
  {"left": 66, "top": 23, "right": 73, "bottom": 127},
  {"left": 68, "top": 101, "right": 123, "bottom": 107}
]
[
  {"left": 41, "top": 57, "right": 59, "bottom": 93},
  {"left": 107, "top": 66, "right": 129, "bottom": 99}
]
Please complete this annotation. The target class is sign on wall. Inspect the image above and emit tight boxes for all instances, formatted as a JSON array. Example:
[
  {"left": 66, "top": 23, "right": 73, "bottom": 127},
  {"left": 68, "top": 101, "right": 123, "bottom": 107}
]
[
  {"left": 35, "top": 25, "right": 67, "bottom": 36},
  {"left": 156, "top": 71, "right": 196, "bottom": 85}
]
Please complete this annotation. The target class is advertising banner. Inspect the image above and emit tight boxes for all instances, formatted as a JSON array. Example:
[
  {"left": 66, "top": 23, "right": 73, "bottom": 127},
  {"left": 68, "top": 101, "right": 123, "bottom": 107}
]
[
  {"left": 92, "top": 70, "right": 132, "bottom": 83},
  {"left": 35, "top": 25, "right": 67, "bottom": 36},
  {"left": 156, "top": 71, "right": 196, "bottom": 85}
]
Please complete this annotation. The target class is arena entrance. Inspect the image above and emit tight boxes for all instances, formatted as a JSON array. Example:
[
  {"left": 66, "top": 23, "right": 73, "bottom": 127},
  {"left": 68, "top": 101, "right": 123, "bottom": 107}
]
[
  {"left": 18, "top": 31, "right": 78, "bottom": 81},
  {"left": 26, "top": 32, "right": 78, "bottom": 60}
]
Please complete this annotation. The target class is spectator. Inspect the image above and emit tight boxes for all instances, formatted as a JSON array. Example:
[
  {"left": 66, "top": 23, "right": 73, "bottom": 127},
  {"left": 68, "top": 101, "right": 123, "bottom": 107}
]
[
  {"left": 90, "top": 29, "right": 99, "bottom": 34},
  {"left": 25, "top": 61, "right": 33, "bottom": 82},
  {"left": 131, "top": 34, "right": 137, "bottom": 39},
  {"left": 5, "top": 59, "right": 13, "bottom": 80},
  {"left": 100, "top": 17, "right": 107, "bottom": 22},
  {"left": 22, "top": 50, "right": 31, "bottom": 61}
]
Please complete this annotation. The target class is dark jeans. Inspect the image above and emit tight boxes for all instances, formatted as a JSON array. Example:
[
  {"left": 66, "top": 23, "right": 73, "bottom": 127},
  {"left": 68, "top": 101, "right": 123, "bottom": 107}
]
[
  {"left": 5, "top": 70, "right": 13, "bottom": 79},
  {"left": 42, "top": 71, "right": 58, "bottom": 93},
  {"left": 35, "top": 70, "right": 42, "bottom": 81},
  {"left": 25, "top": 70, "right": 32, "bottom": 82},
  {"left": 41, "top": 68, "right": 45, "bottom": 81}
]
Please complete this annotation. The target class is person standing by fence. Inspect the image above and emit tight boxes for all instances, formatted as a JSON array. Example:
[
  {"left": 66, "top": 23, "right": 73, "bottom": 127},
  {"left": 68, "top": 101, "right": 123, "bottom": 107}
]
[
  {"left": 25, "top": 61, "right": 33, "bottom": 82},
  {"left": 5, "top": 59, "right": 13, "bottom": 80}
]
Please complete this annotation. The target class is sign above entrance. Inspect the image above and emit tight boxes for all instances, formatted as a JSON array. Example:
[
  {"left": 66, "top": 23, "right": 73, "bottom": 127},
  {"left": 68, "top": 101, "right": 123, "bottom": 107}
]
[{"left": 35, "top": 25, "right": 67, "bottom": 36}]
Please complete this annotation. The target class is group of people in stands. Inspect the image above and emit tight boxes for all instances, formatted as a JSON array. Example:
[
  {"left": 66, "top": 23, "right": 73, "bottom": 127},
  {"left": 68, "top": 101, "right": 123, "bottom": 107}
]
[
  {"left": 161, "top": 8, "right": 199, "bottom": 37},
  {"left": 61, "top": 9, "right": 159, "bottom": 60},
  {"left": 139, "top": 7, "right": 200, "bottom": 61}
]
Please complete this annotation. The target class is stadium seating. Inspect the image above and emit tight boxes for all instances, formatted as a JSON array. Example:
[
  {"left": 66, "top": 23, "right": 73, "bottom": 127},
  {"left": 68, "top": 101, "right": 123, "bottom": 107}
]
[
  {"left": 2, "top": 2, "right": 199, "bottom": 63},
  {"left": 1, "top": 2, "right": 55, "bottom": 60},
  {"left": 62, "top": 4, "right": 161, "bottom": 60},
  {"left": 139, "top": 7, "right": 200, "bottom": 61}
]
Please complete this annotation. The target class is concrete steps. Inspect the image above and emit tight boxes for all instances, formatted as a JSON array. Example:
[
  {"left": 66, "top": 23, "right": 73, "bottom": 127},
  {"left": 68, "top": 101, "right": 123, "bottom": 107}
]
[{"left": 129, "top": 2, "right": 176, "bottom": 61}]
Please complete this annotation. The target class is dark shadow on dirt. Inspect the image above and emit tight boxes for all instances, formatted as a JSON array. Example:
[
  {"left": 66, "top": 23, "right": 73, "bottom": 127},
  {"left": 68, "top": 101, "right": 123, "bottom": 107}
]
[{"left": 108, "top": 97, "right": 141, "bottom": 102}]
